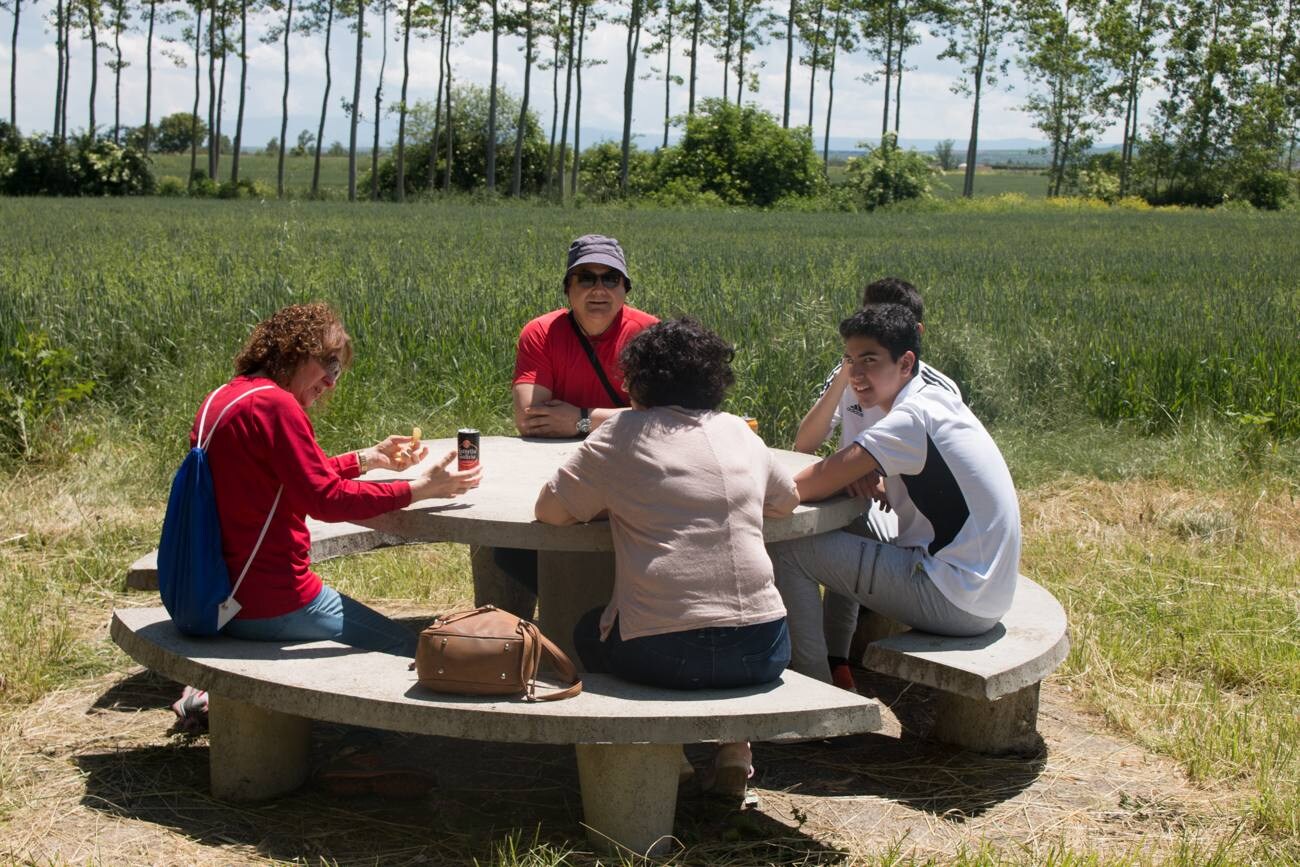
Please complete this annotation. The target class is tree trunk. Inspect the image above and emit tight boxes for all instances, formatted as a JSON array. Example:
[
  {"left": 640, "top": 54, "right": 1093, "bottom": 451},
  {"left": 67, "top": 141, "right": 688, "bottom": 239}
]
[
  {"left": 207, "top": 0, "right": 217, "bottom": 178},
  {"left": 429, "top": 0, "right": 447, "bottom": 190},
  {"left": 8, "top": 0, "right": 18, "bottom": 128},
  {"left": 312, "top": 0, "right": 334, "bottom": 196},
  {"left": 486, "top": 0, "right": 499, "bottom": 191},
  {"left": 89, "top": 3, "right": 99, "bottom": 135},
  {"left": 112, "top": 1, "right": 123, "bottom": 142},
  {"left": 277, "top": 0, "right": 293, "bottom": 197},
  {"left": 190, "top": 1, "right": 202, "bottom": 186},
  {"left": 232, "top": 0, "right": 249, "bottom": 184},
  {"left": 370, "top": 0, "right": 386, "bottom": 201},
  {"left": 961, "top": 11, "right": 988, "bottom": 198},
  {"left": 442, "top": 5, "right": 453, "bottom": 193},
  {"left": 687, "top": 0, "right": 700, "bottom": 115},
  {"left": 544, "top": 2, "right": 561, "bottom": 195},
  {"left": 512, "top": 0, "right": 534, "bottom": 197},
  {"left": 892, "top": 11, "right": 904, "bottom": 134},
  {"left": 822, "top": 5, "right": 840, "bottom": 173},
  {"left": 782, "top": 0, "right": 795, "bottom": 126},
  {"left": 396, "top": 0, "right": 412, "bottom": 200},
  {"left": 347, "top": 0, "right": 364, "bottom": 201},
  {"left": 880, "top": 0, "right": 894, "bottom": 139},
  {"left": 216, "top": 13, "right": 229, "bottom": 176},
  {"left": 570, "top": 0, "right": 586, "bottom": 196},
  {"left": 722, "top": 0, "right": 732, "bottom": 103},
  {"left": 556, "top": 0, "right": 576, "bottom": 202},
  {"left": 735, "top": 0, "right": 746, "bottom": 105},
  {"left": 806, "top": 0, "right": 823, "bottom": 130},
  {"left": 144, "top": 0, "right": 155, "bottom": 154},
  {"left": 60, "top": 10, "right": 70, "bottom": 139},
  {"left": 53, "top": 0, "right": 64, "bottom": 138},
  {"left": 619, "top": 0, "right": 642, "bottom": 194},
  {"left": 662, "top": 4, "right": 672, "bottom": 147}
]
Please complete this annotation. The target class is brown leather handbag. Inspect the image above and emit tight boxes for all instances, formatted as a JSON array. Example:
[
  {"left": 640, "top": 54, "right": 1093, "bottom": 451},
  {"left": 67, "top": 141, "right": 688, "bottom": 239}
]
[{"left": 414, "top": 606, "right": 582, "bottom": 701}]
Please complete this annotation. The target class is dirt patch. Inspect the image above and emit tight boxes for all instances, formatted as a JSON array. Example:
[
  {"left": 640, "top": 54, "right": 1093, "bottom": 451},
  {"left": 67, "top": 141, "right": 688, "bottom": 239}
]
[{"left": 0, "top": 661, "right": 1250, "bottom": 865}]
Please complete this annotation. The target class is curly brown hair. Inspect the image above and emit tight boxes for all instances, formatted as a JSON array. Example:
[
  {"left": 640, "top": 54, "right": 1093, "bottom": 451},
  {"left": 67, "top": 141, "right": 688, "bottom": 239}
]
[{"left": 233, "top": 303, "right": 353, "bottom": 386}]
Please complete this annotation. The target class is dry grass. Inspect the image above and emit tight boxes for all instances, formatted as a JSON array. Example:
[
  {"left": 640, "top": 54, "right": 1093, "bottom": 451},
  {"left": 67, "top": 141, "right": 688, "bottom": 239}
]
[{"left": 2, "top": 461, "right": 1298, "bottom": 863}]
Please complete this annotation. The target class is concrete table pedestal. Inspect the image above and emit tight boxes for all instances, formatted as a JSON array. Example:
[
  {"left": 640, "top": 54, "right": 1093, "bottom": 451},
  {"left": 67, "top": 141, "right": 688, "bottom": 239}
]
[
  {"left": 575, "top": 743, "right": 681, "bottom": 855},
  {"left": 209, "top": 696, "right": 311, "bottom": 801}
]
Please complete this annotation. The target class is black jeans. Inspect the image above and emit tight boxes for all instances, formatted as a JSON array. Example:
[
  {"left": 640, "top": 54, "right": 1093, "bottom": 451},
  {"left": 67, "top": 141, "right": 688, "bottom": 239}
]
[{"left": 573, "top": 607, "right": 790, "bottom": 690}]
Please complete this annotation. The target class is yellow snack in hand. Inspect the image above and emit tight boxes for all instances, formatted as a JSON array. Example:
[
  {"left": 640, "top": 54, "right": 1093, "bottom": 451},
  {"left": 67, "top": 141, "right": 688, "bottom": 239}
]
[{"left": 411, "top": 426, "right": 422, "bottom": 450}]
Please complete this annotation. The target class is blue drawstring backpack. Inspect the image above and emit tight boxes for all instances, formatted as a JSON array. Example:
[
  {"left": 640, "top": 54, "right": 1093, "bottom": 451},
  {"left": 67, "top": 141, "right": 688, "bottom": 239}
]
[{"left": 158, "top": 384, "right": 283, "bottom": 636}]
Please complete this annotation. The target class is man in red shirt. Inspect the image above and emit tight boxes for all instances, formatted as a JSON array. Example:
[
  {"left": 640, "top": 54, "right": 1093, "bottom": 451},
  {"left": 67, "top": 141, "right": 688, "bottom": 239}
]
[
  {"left": 512, "top": 234, "right": 658, "bottom": 437},
  {"left": 486, "top": 235, "right": 658, "bottom": 605}
]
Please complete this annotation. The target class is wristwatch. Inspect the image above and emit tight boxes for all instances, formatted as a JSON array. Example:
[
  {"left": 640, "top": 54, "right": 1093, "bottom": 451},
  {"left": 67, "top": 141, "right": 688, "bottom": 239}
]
[{"left": 576, "top": 409, "right": 592, "bottom": 436}]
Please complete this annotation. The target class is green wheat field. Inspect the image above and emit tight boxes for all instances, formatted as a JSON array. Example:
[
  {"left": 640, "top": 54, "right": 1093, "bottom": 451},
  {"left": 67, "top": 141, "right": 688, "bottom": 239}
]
[{"left": 0, "top": 196, "right": 1297, "bottom": 863}]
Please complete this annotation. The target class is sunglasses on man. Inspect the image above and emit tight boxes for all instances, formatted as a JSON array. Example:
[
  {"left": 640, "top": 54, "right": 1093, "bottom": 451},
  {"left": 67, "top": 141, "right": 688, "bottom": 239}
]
[{"left": 571, "top": 270, "right": 624, "bottom": 290}]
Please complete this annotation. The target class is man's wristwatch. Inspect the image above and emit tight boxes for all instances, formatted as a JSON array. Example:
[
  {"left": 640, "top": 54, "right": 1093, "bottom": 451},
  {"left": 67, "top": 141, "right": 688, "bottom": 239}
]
[
  {"left": 576, "top": 408, "right": 592, "bottom": 436},
  {"left": 356, "top": 450, "right": 369, "bottom": 473}
]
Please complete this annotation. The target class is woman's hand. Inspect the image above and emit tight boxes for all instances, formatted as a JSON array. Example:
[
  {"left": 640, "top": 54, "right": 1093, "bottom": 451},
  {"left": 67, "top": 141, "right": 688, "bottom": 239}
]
[
  {"left": 363, "top": 435, "right": 427, "bottom": 471},
  {"left": 410, "top": 450, "right": 481, "bottom": 501}
]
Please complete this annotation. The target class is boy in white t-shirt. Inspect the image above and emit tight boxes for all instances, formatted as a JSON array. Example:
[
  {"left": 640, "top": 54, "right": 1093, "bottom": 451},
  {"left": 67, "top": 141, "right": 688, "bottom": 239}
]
[
  {"left": 793, "top": 278, "right": 961, "bottom": 691},
  {"left": 774, "top": 304, "right": 1020, "bottom": 685}
]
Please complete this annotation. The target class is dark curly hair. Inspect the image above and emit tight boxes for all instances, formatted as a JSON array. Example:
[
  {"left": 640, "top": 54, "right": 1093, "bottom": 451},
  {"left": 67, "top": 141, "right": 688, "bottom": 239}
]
[
  {"left": 862, "top": 276, "right": 924, "bottom": 322},
  {"left": 840, "top": 303, "right": 921, "bottom": 364},
  {"left": 233, "top": 302, "right": 353, "bottom": 386},
  {"left": 619, "top": 317, "right": 735, "bottom": 410}
]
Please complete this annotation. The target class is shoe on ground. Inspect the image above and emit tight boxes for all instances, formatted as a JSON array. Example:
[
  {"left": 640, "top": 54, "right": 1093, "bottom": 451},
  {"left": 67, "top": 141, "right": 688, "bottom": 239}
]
[
  {"left": 703, "top": 742, "right": 753, "bottom": 800},
  {"left": 171, "top": 686, "right": 208, "bottom": 733},
  {"left": 830, "top": 662, "right": 858, "bottom": 693}
]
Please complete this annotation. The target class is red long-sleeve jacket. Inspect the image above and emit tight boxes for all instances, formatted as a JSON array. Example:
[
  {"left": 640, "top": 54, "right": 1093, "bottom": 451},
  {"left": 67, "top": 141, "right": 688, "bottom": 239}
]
[{"left": 190, "top": 376, "right": 411, "bottom": 619}]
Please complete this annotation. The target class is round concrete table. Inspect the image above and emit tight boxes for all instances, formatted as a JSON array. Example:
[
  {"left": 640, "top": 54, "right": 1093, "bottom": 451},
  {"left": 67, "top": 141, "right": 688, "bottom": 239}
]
[{"left": 360, "top": 435, "right": 864, "bottom": 661}]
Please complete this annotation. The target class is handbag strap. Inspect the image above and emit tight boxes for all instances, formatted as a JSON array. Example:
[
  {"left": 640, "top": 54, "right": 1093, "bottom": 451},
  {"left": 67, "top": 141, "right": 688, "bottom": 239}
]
[
  {"left": 566, "top": 312, "right": 627, "bottom": 409},
  {"left": 521, "top": 620, "right": 583, "bottom": 702}
]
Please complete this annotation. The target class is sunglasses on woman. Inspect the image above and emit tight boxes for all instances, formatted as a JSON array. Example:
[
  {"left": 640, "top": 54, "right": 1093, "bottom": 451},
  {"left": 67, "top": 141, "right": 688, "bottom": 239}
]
[
  {"left": 571, "top": 270, "right": 624, "bottom": 290},
  {"left": 318, "top": 354, "right": 343, "bottom": 384}
]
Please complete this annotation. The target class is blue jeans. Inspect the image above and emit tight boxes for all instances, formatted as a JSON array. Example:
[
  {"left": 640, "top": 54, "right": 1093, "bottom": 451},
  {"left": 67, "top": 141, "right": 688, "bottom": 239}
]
[
  {"left": 573, "top": 607, "right": 790, "bottom": 690},
  {"left": 223, "top": 585, "right": 418, "bottom": 658}
]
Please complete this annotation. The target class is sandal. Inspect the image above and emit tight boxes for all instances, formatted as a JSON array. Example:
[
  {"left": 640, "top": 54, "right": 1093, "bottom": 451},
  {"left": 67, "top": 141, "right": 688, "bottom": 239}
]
[{"left": 171, "top": 686, "right": 209, "bottom": 733}]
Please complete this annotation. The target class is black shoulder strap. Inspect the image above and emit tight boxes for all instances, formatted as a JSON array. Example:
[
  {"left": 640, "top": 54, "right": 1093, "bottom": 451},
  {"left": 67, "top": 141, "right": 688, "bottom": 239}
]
[{"left": 567, "top": 311, "right": 628, "bottom": 408}]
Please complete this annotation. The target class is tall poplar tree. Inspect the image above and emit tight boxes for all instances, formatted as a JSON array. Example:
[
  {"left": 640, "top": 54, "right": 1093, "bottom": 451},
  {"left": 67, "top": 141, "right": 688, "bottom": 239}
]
[
  {"left": 511, "top": 0, "right": 538, "bottom": 195},
  {"left": 230, "top": 0, "right": 250, "bottom": 182},
  {"left": 347, "top": 0, "right": 366, "bottom": 200},
  {"left": 308, "top": 0, "right": 335, "bottom": 196},
  {"left": 937, "top": 0, "right": 1016, "bottom": 196},
  {"left": 619, "top": 0, "right": 646, "bottom": 192}
]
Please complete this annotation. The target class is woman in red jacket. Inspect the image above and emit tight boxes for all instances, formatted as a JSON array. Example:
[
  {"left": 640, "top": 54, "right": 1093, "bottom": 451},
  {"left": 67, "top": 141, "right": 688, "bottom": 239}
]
[{"left": 192, "top": 302, "right": 480, "bottom": 656}]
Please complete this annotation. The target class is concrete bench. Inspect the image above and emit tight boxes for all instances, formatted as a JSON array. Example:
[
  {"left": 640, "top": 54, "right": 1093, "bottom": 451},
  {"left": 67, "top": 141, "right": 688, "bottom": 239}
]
[
  {"left": 111, "top": 606, "right": 881, "bottom": 855},
  {"left": 126, "top": 519, "right": 406, "bottom": 591},
  {"left": 860, "top": 575, "right": 1069, "bottom": 755}
]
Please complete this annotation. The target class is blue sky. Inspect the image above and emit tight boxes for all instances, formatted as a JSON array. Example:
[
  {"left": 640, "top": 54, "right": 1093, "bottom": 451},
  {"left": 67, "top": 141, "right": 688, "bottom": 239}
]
[{"left": 1, "top": 5, "right": 1119, "bottom": 149}]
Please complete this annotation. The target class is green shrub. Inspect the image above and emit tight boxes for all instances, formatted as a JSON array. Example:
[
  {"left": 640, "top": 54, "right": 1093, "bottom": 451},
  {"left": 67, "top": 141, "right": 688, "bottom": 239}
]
[
  {"left": 371, "top": 84, "right": 549, "bottom": 198},
  {"left": 156, "top": 175, "right": 187, "bottom": 197},
  {"left": 843, "top": 134, "right": 936, "bottom": 210},
  {"left": 656, "top": 99, "right": 826, "bottom": 207},
  {"left": 0, "top": 330, "right": 95, "bottom": 459},
  {"left": 0, "top": 132, "right": 154, "bottom": 196},
  {"left": 576, "top": 140, "right": 657, "bottom": 203}
]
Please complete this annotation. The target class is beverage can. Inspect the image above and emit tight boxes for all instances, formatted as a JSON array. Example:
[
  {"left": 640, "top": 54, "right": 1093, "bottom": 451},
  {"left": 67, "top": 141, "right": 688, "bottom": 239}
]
[
  {"left": 457, "top": 428, "right": 480, "bottom": 471},
  {"left": 742, "top": 416, "right": 759, "bottom": 434}
]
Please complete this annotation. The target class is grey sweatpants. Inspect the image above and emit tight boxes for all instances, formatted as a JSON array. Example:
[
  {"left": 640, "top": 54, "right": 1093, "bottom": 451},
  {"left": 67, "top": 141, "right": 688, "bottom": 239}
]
[{"left": 771, "top": 519, "right": 999, "bottom": 684}]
